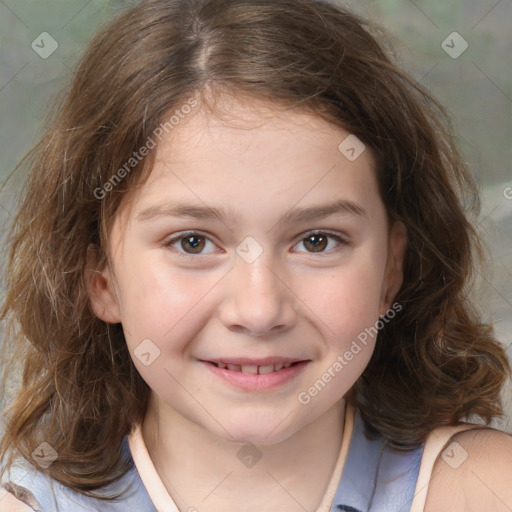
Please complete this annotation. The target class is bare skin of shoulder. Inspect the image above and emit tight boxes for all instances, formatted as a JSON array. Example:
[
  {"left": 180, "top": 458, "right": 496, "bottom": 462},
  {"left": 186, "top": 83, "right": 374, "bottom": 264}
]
[
  {"left": 0, "top": 483, "right": 41, "bottom": 512},
  {"left": 424, "top": 428, "right": 512, "bottom": 512}
]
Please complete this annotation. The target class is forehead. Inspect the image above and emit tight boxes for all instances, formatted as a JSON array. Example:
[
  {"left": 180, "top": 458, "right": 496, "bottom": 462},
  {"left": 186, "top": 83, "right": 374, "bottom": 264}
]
[
  {"left": 157, "top": 95, "right": 372, "bottom": 166},
  {"left": 116, "top": 95, "right": 381, "bottom": 229}
]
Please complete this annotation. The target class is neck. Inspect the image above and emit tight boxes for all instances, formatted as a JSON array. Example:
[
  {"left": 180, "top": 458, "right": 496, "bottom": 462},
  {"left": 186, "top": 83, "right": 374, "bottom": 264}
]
[{"left": 141, "top": 398, "right": 346, "bottom": 512}]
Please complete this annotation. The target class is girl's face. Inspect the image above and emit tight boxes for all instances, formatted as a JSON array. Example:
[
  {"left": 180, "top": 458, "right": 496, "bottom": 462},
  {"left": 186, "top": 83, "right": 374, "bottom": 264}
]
[{"left": 88, "top": 96, "right": 406, "bottom": 444}]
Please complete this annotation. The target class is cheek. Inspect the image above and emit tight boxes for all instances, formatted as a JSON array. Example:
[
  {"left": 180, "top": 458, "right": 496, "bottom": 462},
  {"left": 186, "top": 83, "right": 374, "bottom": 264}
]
[
  {"left": 302, "top": 255, "right": 385, "bottom": 335},
  {"left": 115, "top": 260, "right": 220, "bottom": 388},
  {"left": 114, "top": 252, "right": 213, "bottom": 351}
]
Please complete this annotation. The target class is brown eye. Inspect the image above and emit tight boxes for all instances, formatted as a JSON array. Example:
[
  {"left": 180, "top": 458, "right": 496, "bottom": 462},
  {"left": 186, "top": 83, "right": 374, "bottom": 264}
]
[
  {"left": 181, "top": 235, "right": 206, "bottom": 253},
  {"left": 163, "top": 232, "right": 217, "bottom": 256},
  {"left": 303, "top": 233, "right": 328, "bottom": 252},
  {"left": 293, "top": 231, "right": 347, "bottom": 254}
]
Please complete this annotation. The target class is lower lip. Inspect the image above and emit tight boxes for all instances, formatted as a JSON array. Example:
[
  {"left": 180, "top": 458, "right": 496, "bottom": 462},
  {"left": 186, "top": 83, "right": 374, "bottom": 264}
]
[{"left": 201, "top": 361, "right": 310, "bottom": 391}]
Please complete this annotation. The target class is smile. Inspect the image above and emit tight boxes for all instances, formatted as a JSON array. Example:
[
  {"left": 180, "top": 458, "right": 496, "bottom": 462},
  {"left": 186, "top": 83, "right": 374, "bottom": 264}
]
[
  {"left": 210, "top": 361, "right": 299, "bottom": 374},
  {"left": 201, "top": 359, "right": 310, "bottom": 391}
]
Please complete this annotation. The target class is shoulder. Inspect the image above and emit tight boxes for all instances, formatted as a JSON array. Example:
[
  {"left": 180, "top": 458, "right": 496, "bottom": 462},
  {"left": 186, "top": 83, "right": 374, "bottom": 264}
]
[
  {"left": 0, "top": 485, "right": 39, "bottom": 512},
  {"left": 0, "top": 459, "right": 47, "bottom": 512},
  {"left": 0, "top": 436, "right": 154, "bottom": 512},
  {"left": 424, "top": 426, "right": 512, "bottom": 512},
  {"left": 0, "top": 453, "right": 126, "bottom": 512}
]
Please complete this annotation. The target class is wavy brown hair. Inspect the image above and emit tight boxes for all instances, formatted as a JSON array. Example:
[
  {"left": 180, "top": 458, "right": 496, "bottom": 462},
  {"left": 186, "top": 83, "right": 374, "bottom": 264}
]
[{"left": 1, "top": 0, "right": 510, "bottom": 500}]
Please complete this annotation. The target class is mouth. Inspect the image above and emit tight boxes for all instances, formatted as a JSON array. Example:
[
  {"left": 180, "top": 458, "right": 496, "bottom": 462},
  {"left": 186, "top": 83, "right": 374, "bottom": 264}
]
[
  {"left": 200, "top": 358, "right": 310, "bottom": 391},
  {"left": 206, "top": 361, "right": 303, "bottom": 374}
]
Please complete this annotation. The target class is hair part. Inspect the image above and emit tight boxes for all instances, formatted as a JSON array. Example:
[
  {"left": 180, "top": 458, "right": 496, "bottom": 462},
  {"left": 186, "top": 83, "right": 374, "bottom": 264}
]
[{"left": 1, "top": 0, "right": 509, "bottom": 500}]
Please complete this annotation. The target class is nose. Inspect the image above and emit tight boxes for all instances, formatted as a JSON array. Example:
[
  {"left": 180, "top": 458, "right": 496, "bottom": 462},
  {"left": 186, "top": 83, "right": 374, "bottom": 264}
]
[{"left": 218, "top": 253, "right": 297, "bottom": 337}]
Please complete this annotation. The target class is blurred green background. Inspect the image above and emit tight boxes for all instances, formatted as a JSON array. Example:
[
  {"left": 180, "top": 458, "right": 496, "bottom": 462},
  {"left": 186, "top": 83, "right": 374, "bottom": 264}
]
[{"left": 1, "top": 0, "right": 511, "bottom": 428}]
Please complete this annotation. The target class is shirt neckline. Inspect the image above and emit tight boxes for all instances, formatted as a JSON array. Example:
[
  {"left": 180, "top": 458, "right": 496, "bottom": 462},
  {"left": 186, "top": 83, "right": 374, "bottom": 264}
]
[{"left": 128, "top": 399, "right": 355, "bottom": 512}]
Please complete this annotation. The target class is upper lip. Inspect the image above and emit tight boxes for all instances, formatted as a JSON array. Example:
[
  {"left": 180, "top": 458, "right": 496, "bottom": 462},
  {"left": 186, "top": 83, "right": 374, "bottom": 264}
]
[{"left": 201, "top": 357, "right": 308, "bottom": 366}]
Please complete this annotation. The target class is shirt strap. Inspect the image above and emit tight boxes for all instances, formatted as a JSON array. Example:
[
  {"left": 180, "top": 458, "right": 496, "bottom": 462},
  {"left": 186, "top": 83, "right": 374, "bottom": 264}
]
[
  {"left": 128, "top": 424, "right": 181, "bottom": 512},
  {"left": 315, "top": 399, "right": 355, "bottom": 512}
]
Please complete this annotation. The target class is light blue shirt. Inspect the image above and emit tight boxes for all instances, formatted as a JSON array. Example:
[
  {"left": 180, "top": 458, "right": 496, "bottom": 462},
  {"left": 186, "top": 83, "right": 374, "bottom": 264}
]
[{"left": 1, "top": 409, "right": 423, "bottom": 512}]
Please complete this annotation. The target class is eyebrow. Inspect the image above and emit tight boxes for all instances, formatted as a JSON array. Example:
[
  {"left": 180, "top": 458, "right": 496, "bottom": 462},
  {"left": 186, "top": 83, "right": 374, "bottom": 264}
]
[{"left": 136, "top": 199, "right": 367, "bottom": 225}]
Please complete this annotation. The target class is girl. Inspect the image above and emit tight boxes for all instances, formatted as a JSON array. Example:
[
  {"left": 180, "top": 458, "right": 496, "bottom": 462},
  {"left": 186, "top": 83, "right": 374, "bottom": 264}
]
[{"left": 1, "top": 0, "right": 511, "bottom": 511}]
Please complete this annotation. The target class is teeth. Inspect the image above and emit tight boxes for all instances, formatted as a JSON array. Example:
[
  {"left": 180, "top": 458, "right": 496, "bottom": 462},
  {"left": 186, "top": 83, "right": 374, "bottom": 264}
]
[
  {"left": 258, "top": 364, "right": 275, "bottom": 375},
  {"left": 214, "top": 362, "right": 296, "bottom": 373},
  {"left": 241, "top": 365, "right": 258, "bottom": 374}
]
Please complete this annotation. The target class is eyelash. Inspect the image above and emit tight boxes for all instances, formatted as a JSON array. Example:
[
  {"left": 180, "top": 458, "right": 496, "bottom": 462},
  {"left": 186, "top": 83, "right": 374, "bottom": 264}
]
[{"left": 162, "top": 230, "right": 350, "bottom": 258}]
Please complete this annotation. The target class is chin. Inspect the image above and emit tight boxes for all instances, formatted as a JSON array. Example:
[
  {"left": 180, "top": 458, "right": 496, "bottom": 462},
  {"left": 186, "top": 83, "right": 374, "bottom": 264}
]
[
  {"left": 211, "top": 415, "right": 306, "bottom": 446},
  {"left": 227, "top": 429, "right": 292, "bottom": 446}
]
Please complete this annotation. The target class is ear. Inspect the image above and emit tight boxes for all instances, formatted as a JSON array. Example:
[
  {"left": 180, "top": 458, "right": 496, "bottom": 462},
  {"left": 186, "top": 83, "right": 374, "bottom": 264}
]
[
  {"left": 85, "top": 243, "right": 122, "bottom": 323},
  {"left": 379, "top": 220, "right": 407, "bottom": 315}
]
